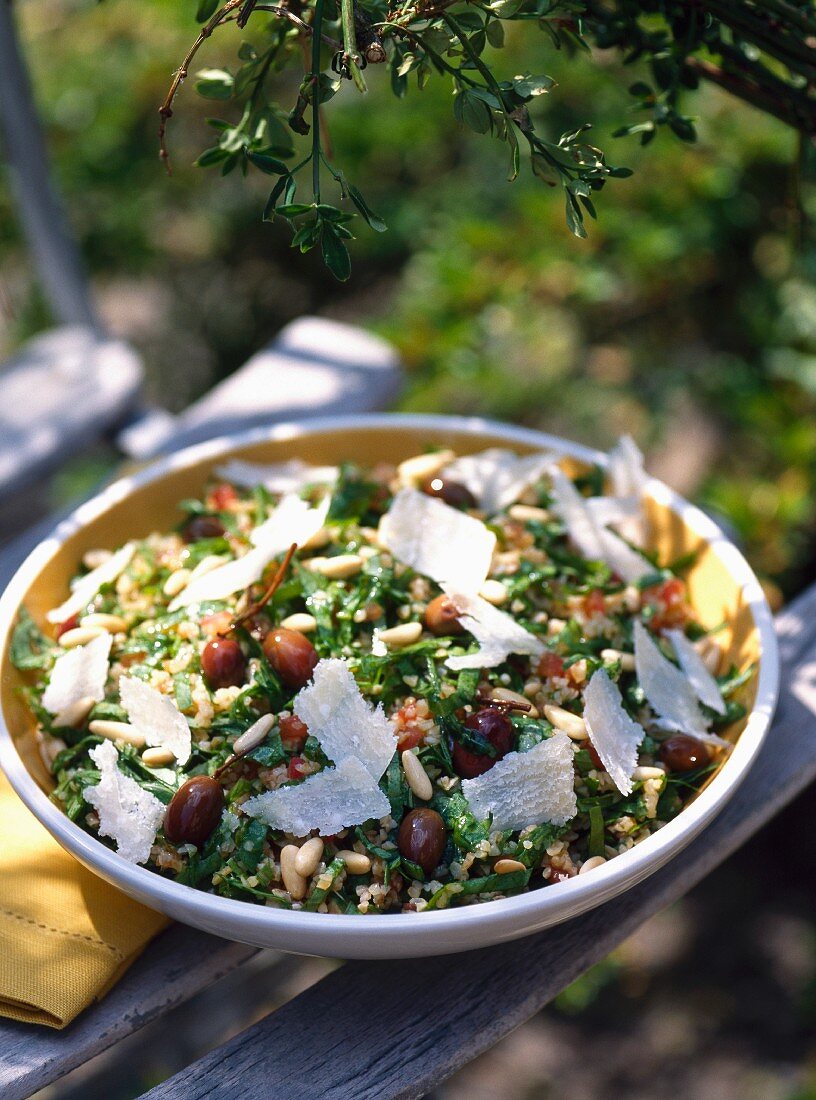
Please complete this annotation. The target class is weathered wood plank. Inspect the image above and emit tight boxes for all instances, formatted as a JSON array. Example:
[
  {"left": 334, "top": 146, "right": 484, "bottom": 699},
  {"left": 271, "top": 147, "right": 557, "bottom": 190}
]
[
  {"left": 143, "top": 586, "right": 816, "bottom": 1100},
  {"left": 0, "top": 926, "right": 257, "bottom": 1100}
]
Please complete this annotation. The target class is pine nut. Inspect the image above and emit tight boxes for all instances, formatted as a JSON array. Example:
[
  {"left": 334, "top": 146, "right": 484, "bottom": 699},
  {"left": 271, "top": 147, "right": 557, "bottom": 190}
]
[
  {"left": 82, "top": 548, "right": 112, "bottom": 570},
  {"left": 543, "top": 704, "right": 587, "bottom": 740},
  {"left": 280, "top": 612, "right": 318, "bottom": 634},
  {"left": 337, "top": 850, "right": 371, "bottom": 875},
  {"left": 378, "top": 621, "right": 423, "bottom": 649},
  {"left": 52, "top": 695, "right": 96, "bottom": 729},
  {"left": 59, "top": 626, "right": 107, "bottom": 649},
  {"left": 307, "top": 554, "right": 364, "bottom": 579},
  {"left": 189, "top": 554, "right": 229, "bottom": 580},
  {"left": 401, "top": 750, "right": 433, "bottom": 800},
  {"left": 142, "top": 746, "right": 176, "bottom": 767},
  {"left": 495, "top": 858, "right": 526, "bottom": 874},
  {"left": 508, "top": 504, "right": 551, "bottom": 523},
  {"left": 280, "top": 844, "right": 308, "bottom": 900},
  {"left": 623, "top": 585, "right": 641, "bottom": 612},
  {"left": 233, "top": 713, "right": 275, "bottom": 756},
  {"left": 489, "top": 687, "right": 539, "bottom": 718},
  {"left": 632, "top": 765, "right": 666, "bottom": 781},
  {"left": 601, "top": 648, "right": 636, "bottom": 671},
  {"left": 358, "top": 546, "right": 378, "bottom": 561},
  {"left": 579, "top": 856, "right": 607, "bottom": 875},
  {"left": 80, "top": 613, "right": 128, "bottom": 633},
  {"left": 163, "top": 569, "right": 191, "bottom": 597},
  {"left": 397, "top": 449, "right": 456, "bottom": 487},
  {"left": 479, "top": 579, "right": 509, "bottom": 606},
  {"left": 294, "top": 836, "right": 324, "bottom": 878},
  {"left": 302, "top": 526, "right": 332, "bottom": 551},
  {"left": 39, "top": 734, "right": 68, "bottom": 767},
  {"left": 89, "top": 720, "right": 146, "bottom": 748}
]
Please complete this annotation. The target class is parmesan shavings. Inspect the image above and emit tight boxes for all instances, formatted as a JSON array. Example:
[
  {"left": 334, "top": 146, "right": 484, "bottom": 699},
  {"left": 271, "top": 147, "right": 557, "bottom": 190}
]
[
  {"left": 582, "top": 668, "right": 644, "bottom": 796},
  {"left": 444, "top": 589, "right": 545, "bottom": 670},
  {"left": 42, "top": 631, "right": 112, "bottom": 715},
  {"left": 665, "top": 629, "right": 727, "bottom": 715},
  {"left": 243, "top": 756, "right": 391, "bottom": 838},
  {"left": 84, "top": 740, "right": 166, "bottom": 864},
  {"left": 119, "top": 676, "right": 192, "bottom": 764},
  {"left": 214, "top": 458, "right": 338, "bottom": 493},
  {"left": 378, "top": 488, "right": 495, "bottom": 593},
  {"left": 634, "top": 620, "right": 712, "bottom": 740},
  {"left": 293, "top": 658, "right": 396, "bottom": 780},
  {"left": 46, "top": 542, "right": 135, "bottom": 624},
  {"left": 168, "top": 493, "right": 330, "bottom": 610},
  {"left": 461, "top": 732, "right": 577, "bottom": 832},
  {"left": 440, "top": 448, "right": 554, "bottom": 514},
  {"left": 607, "top": 434, "right": 648, "bottom": 500},
  {"left": 548, "top": 465, "right": 652, "bottom": 583}
]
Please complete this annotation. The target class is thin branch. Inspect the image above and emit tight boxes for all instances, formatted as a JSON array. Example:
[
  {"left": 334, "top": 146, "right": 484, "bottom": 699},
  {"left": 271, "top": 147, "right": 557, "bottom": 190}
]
[
  {"left": 158, "top": 0, "right": 245, "bottom": 175},
  {"left": 685, "top": 55, "right": 816, "bottom": 132},
  {"left": 254, "top": 5, "right": 343, "bottom": 50}
]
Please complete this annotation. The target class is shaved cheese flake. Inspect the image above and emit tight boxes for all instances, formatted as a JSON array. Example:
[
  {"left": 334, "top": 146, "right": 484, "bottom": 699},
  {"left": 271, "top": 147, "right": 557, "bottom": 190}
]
[
  {"left": 85, "top": 740, "right": 165, "bottom": 864},
  {"left": 169, "top": 493, "right": 329, "bottom": 610},
  {"left": 462, "top": 732, "right": 577, "bottom": 832},
  {"left": 294, "top": 658, "right": 396, "bottom": 780},
  {"left": 585, "top": 496, "right": 640, "bottom": 528},
  {"left": 46, "top": 542, "right": 135, "bottom": 623},
  {"left": 549, "top": 465, "right": 651, "bottom": 581},
  {"left": 444, "top": 590, "right": 545, "bottom": 670},
  {"left": 634, "top": 620, "right": 708, "bottom": 737},
  {"left": 215, "top": 458, "right": 337, "bottom": 493},
  {"left": 582, "top": 669, "right": 644, "bottom": 795},
  {"left": 42, "top": 631, "right": 112, "bottom": 715},
  {"left": 665, "top": 629, "right": 727, "bottom": 715},
  {"left": 249, "top": 491, "right": 331, "bottom": 550},
  {"left": 440, "top": 448, "right": 554, "bottom": 514},
  {"left": 243, "top": 756, "right": 391, "bottom": 838},
  {"left": 119, "top": 676, "right": 192, "bottom": 764},
  {"left": 607, "top": 435, "right": 647, "bottom": 500},
  {"left": 548, "top": 466, "right": 605, "bottom": 561},
  {"left": 378, "top": 488, "right": 495, "bottom": 593}
]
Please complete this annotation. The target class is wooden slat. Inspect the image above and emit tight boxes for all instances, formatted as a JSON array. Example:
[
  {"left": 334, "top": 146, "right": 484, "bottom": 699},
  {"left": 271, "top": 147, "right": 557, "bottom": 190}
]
[
  {"left": 144, "top": 586, "right": 816, "bottom": 1100},
  {"left": 0, "top": 926, "right": 257, "bottom": 1100}
]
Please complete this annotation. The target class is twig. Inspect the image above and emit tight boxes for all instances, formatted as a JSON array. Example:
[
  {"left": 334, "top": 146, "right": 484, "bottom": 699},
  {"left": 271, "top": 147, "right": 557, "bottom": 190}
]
[
  {"left": 158, "top": 0, "right": 245, "bottom": 175},
  {"left": 230, "top": 542, "right": 298, "bottom": 631},
  {"left": 254, "top": 4, "right": 343, "bottom": 50}
]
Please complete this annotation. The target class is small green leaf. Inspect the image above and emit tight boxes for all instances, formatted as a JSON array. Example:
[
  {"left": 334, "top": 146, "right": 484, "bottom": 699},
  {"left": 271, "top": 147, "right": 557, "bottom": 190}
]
[
  {"left": 195, "top": 146, "right": 230, "bottom": 168},
  {"left": 513, "top": 73, "right": 555, "bottom": 98},
  {"left": 321, "top": 226, "right": 352, "bottom": 281},
  {"left": 486, "top": 19, "right": 505, "bottom": 48},
  {"left": 348, "top": 185, "right": 387, "bottom": 232},
  {"left": 194, "top": 69, "right": 234, "bottom": 100},
  {"left": 454, "top": 91, "right": 492, "bottom": 134},
  {"left": 246, "top": 150, "right": 288, "bottom": 175},
  {"left": 276, "top": 203, "right": 315, "bottom": 218},
  {"left": 196, "top": 0, "right": 219, "bottom": 22}
]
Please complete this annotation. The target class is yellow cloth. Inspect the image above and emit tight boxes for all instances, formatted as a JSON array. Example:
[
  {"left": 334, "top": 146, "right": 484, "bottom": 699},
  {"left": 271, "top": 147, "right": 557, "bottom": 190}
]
[{"left": 0, "top": 770, "right": 169, "bottom": 1029}]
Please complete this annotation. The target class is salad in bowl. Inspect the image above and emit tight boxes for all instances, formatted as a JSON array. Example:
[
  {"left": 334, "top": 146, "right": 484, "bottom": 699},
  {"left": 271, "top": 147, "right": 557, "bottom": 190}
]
[{"left": 8, "top": 434, "right": 754, "bottom": 917}]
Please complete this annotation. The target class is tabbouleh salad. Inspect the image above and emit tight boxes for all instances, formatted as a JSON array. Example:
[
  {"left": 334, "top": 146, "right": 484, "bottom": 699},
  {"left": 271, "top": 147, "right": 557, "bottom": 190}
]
[{"left": 10, "top": 441, "right": 752, "bottom": 914}]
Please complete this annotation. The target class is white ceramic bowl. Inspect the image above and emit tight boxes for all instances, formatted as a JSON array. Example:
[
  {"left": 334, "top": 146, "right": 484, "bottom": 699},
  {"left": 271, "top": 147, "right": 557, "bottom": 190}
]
[{"left": 0, "top": 415, "right": 779, "bottom": 957}]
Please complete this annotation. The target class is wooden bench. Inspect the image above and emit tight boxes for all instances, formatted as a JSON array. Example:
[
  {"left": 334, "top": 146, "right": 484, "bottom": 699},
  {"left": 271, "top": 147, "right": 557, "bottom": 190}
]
[{"left": 0, "top": 583, "right": 812, "bottom": 1100}]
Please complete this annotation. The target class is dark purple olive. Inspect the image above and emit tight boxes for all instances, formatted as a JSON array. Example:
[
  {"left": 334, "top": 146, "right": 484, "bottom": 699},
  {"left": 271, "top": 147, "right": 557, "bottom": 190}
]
[
  {"left": 397, "top": 808, "right": 447, "bottom": 875},
  {"left": 452, "top": 709, "right": 515, "bottom": 779},
  {"left": 201, "top": 638, "right": 246, "bottom": 689},
  {"left": 183, "top": 514, "right": 225, "bottom": 542},
  {"left": 423, "top": 593, "right": 464, "bottom": 636},
  {"left": 263, "top": 627, "right": 318, "bottom": 689},
  {"left": 164, "top": 776, "right": 224, "bottom": 847},
  {"left": 659, "top": 734, "right": 710, "bottom": 773},
  {"left": 421, "top": 477, "right": 477, "bottom": 509}
]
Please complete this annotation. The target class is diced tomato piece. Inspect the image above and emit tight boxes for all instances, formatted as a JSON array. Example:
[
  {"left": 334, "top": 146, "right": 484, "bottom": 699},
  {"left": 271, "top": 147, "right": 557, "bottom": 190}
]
[
  {"left": 287, "top": 755, "right": 309, "bottom": 780},
  {"left": 537, "top": 651, "right": 565, "bottom": 680},
  {"left": 397, "top": 726, "right": 425, "bottom": 752},
  {"left": 208, "top": 483, "right": 238, "bottom": 511},
  {"left": 642, "top": 577, "right": 689, "bottom": 630},
  {"left": 56, "top": 613, "right": 80, "bottom": 639},
  {"left": 586, "top": 740, "right": 604, "bottom": 770},
  {"left": 582, "top": 589, "right": 606, "bottom": 616},
  {"left": 280, "top": 714, "right": 309, "bottom": 752}
]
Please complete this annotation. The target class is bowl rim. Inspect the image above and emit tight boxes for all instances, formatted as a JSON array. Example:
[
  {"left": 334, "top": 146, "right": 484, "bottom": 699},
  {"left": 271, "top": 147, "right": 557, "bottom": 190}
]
[{"left": 0, "top": 413, "right": 780, "bottom": 947}]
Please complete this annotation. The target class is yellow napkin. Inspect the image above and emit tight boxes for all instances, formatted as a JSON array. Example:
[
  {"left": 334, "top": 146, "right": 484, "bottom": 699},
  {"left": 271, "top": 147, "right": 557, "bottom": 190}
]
[{"left": 0, "top": 770, "right": 169, "bottom": 1028}]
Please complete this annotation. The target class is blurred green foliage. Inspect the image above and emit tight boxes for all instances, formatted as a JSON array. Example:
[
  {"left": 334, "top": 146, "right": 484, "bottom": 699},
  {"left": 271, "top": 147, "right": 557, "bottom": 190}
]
[{"left": 2, "top": 0, "right": 816, "bottom": 594}]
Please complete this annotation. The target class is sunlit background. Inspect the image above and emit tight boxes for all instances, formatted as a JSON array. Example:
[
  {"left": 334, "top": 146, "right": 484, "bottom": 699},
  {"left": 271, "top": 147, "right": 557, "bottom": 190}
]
[{"left": 3, "top": 2, "right": 816, "bottom": 1097}]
